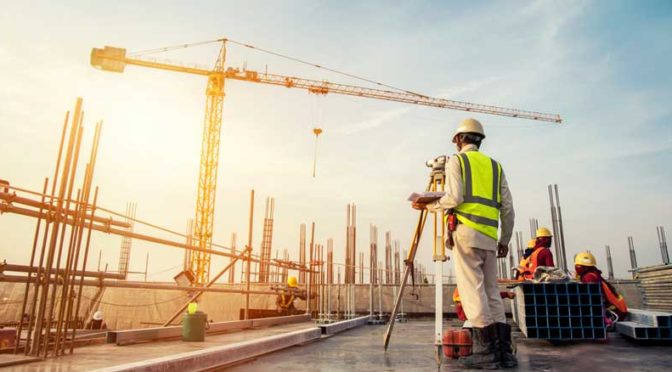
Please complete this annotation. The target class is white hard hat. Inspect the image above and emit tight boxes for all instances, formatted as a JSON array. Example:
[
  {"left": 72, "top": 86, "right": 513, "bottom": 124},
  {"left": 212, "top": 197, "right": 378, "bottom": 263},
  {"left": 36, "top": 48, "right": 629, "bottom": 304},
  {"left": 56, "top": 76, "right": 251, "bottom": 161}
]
[
  {"left": 93, "top": 310, "right": 103, "bottom": 320},
  {"left": 453, "top": 118, "right": 485, "bottom": 143}
]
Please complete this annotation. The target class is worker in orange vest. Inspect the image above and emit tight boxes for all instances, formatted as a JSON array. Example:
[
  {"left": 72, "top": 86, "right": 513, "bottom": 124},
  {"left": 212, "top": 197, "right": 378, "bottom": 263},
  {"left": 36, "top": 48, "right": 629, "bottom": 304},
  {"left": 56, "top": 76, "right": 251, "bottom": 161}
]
[
  {"left": 514, "top": 239, "right": 535, "bottom": 280},
  {"left": 574, "top": 251, "right": 628, "bottom": 324},
  {"left": 515, "top": 228, "right": 555, "bottom": 280}
]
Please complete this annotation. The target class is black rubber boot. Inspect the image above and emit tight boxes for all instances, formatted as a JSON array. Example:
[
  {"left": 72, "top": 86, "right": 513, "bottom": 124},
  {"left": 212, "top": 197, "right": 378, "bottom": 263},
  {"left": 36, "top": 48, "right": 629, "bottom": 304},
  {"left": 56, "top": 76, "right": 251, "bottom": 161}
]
[
  {"left": 497, "top": 322, "right": 518, "bottom": 368},
  {"left": 458, "top": 324, "right": 500, "bottom": 370}
]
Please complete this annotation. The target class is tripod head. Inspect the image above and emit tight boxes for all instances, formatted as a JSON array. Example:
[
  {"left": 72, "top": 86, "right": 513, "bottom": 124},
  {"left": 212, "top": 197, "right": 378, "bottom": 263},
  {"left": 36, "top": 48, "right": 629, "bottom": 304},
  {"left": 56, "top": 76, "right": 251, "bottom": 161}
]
[{"left": 426, "top": 155, "right": 447, "bottom": 181}]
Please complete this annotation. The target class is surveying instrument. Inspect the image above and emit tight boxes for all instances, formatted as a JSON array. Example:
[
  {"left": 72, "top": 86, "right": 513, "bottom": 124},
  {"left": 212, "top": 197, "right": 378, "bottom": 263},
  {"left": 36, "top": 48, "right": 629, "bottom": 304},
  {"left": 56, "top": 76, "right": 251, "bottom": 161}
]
[{"left": 383, "top": 155, "right": 450, "bottom": 365}]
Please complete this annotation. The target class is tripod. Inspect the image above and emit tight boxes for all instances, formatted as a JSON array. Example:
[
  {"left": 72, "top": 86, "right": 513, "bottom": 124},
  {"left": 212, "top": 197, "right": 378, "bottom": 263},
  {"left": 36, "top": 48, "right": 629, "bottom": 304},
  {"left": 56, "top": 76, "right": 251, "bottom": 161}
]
[{"left": 383, "top": 156, "right": 448, "bottom": 366}]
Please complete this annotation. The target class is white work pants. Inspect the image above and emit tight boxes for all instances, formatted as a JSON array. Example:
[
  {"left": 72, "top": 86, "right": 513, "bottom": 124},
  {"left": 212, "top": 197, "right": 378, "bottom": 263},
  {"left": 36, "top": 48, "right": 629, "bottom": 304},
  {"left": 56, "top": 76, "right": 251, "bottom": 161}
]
[{"left": 453, "top": 235, "right": 506, "bottom": 328}]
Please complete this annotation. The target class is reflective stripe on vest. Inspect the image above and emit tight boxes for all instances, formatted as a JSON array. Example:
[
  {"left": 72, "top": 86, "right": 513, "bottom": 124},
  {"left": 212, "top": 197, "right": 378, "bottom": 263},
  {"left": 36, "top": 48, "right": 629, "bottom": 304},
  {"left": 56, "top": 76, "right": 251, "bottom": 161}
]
[{"left": 455, "top": 151, "right": 502, "bottom": 240}]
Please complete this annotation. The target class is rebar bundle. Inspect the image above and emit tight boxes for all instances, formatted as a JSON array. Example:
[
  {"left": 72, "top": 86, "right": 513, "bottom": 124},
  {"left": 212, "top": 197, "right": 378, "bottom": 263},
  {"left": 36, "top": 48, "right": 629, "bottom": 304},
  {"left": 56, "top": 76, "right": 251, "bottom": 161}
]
[{"left": 258, "top": 197, "right": 275, "bottom": 283}]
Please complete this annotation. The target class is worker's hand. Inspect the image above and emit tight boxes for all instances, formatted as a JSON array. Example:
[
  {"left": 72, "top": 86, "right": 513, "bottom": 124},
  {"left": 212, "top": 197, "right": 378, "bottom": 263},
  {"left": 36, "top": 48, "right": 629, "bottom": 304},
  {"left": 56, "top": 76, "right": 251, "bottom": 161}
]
[
  {"left": 497, "top": 243, "right": 508, "bottom": 258},
  {"left": 411, "top": 202, "right": 427, "bottom": 210}
]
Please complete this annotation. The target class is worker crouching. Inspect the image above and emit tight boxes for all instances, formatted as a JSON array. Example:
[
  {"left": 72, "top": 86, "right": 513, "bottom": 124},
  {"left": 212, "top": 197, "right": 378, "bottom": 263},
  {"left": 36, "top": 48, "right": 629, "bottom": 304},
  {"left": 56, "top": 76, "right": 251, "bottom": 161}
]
[
  {"left": 86, "top": 310, "right": 107, "bottom": 330},
  {"left": 574, "top": 251, "right": 628, "bottom": 325},
  {"left": 273, "top": 276, "right": 308, "bottom": 315}
]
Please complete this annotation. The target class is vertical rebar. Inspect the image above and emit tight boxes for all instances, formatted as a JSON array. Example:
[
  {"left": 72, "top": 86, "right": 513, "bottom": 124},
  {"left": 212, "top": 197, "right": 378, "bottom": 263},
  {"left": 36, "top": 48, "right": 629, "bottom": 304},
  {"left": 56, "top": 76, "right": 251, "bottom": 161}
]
[
  {"left": 385, "top": 232, "right": 392, "bottom": 284},
  {"left": 70, "top": 187, "right": 98, "bottom": 353},
  {"left": 299, "top": 223, "right": 306, "bottom": 284},
  {"left": 508, "top": 243, "right": 515, "bottom": 279},
  {"left": 627, "top": 236, "right": 638, "bottom": 278},
  {"left": 345, "top": 204, "right": 357, "bottom": 284},
  {"left": 370, "top": 225, "right": 377, "bottom": 285},
  {"left": 33, "top": 98, "right": 82, "bottom": 357},
  {"left": 337, "top": 267, "right": 341, "bottom": 320},
  {"left": 229, "top": 233, "right": 237, "bottom": 283},
  {"left": 553, "top": 184, "right": 568, "bottom": 272},
  {"left": 184, "top": 219, "right": 193, "bottom": 272},
  {"left": 394, "top": 241, "right": 400, "bottom": 285},
  {"left": 259, "top": 197, "right": 274, "bottom": 283},
  {"left": 62, "top": 119, "right": 101, "bottom": 355},
  {"left": 308, "top": 222, "right": 315, "bottom": 315},
  {"left": 369, "top": 225, "right": 375, "bottom": 319},
  {"left": 15, "top": 177, "right": 49, "bottom": 354},
  {"left": 378, "top": 265, "right": 383, "bottom": 320},
  {"left": 529, "top": 218, "right": 538, "bottom": 240},
  {"left": 24, "top": 111, "right": 70, "bottom": 355},
  {"left": 657, "top": 226, "right": 670, "bottom": 265},
  {"left": 244, "top": 189, "right": 254, "bottom": 320},
  {"left": 47, "top": 118, "right": 84, "bottom": 357},
  {"left": 605, "top": 245, "right": 614, "bottom": 280}
]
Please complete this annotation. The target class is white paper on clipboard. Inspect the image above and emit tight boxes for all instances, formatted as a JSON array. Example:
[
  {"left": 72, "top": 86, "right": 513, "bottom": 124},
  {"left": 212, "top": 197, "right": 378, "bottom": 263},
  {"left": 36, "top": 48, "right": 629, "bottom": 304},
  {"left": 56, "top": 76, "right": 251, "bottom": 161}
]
[{"left": 407, "top": 191, "right": 445, "bottom": 203}]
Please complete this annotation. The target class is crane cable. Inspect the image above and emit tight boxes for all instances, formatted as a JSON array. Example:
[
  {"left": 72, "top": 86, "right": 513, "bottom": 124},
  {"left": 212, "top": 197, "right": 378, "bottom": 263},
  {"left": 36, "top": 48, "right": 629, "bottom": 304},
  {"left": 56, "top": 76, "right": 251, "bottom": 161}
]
[
  {"left": 129, "top": 37, "right": 428, "bottom": 98},
  {"left": 225, "top": 38, "right": 428, "bottom": 98}
]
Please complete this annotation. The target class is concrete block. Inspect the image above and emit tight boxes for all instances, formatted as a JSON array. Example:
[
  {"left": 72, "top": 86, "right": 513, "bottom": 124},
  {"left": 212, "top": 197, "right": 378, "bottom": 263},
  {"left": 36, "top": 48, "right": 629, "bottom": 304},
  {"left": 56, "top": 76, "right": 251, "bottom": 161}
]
[
  {"left": 251, "top": 314, "right": 310, "bottom": 328},
  {"left": 626, "top": 308, "right": 672, "bottom": 328}
]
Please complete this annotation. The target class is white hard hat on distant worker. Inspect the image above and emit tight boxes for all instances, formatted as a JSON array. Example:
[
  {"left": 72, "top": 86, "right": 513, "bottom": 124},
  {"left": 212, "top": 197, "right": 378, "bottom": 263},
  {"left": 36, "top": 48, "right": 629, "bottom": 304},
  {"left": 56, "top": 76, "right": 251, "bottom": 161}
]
[
  {"left": 453, "top": 118, "right": 485, "bottom": 143},
  {"left": 93, "top": 310, "right": 104, "bottom": 320}
]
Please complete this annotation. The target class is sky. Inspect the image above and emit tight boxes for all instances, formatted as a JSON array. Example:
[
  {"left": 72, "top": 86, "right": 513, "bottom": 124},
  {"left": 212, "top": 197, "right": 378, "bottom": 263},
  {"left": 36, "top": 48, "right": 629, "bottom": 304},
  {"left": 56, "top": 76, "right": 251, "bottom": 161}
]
[{"left": 0, "top": 0, "right": 671, "bottom": 282}]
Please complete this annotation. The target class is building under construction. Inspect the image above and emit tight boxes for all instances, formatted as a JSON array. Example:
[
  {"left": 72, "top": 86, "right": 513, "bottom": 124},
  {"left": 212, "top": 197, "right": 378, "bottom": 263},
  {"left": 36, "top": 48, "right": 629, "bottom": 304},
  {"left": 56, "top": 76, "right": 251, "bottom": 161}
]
[{"left": 1, "top": 33, "right": 671, "bottom": 372}]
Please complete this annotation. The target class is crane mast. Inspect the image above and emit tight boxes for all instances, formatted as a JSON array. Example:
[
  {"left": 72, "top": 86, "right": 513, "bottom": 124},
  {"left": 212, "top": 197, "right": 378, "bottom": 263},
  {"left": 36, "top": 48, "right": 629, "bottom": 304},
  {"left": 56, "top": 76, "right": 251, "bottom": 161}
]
[
  {"left": 90, "top": 41, "right": 562, "bottom": 284},
  {"left": 192, "top": 44, "right": 226, "bottom": 284}
]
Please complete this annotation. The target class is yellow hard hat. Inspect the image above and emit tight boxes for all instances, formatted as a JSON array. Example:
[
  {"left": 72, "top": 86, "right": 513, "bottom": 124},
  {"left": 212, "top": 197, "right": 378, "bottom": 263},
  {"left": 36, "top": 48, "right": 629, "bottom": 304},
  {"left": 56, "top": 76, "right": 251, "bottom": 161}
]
[
  {"left": 452, "top": 118, "right": 485, "bottom": 143},
  {"left": 187, "top": 302, "right": 198, "bottom": 314},
  {"left": 536, "top": 227, "right": 553, "bottom": 238},
  {"left": 287, "top": 276, "right": 298, "bottom": 288},
  {"left": 575, "top": 251, "right": 596, "bottom": 267},
  {"left": 527, "top": 239, "right": 536, "bottom": 248}
]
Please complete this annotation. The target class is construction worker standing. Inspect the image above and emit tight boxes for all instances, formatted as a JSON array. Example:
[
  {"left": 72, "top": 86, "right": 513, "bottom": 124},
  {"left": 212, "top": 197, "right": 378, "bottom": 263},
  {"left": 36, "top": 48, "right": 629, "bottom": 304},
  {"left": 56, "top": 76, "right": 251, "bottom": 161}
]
[{"left": 414, "top": 118, "right": 516, "bottom": 369}]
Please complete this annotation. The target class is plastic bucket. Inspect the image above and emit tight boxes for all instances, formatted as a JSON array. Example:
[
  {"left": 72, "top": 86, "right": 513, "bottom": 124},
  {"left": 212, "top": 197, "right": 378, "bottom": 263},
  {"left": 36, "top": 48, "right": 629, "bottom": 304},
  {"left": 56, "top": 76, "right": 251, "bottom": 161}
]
[{"left": 182, "top": 311, "right": 207, "bottom": 342}]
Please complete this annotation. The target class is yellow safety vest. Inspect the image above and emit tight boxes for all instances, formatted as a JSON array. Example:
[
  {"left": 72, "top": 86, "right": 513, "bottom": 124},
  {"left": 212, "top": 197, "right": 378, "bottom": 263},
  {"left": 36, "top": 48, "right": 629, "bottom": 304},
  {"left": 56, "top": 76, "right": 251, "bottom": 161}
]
[{"left": 454, "top": 151, "right": 502, "bottom": 240}]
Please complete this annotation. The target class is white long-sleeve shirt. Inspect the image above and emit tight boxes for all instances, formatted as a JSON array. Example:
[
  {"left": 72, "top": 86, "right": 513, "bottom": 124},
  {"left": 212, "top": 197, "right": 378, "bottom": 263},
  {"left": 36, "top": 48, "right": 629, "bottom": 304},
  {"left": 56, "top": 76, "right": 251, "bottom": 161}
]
[{"left": 427, "top": 144, "right": 515, "bottom": 251}]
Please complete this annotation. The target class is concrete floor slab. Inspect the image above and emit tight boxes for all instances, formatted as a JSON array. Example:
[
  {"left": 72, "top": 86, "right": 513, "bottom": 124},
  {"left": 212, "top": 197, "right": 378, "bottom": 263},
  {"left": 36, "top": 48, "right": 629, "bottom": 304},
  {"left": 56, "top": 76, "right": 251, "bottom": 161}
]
[
  {"left": 10, "top": 322, "right": 318, "bottom": 371},
  {"left": 227, "top": 320, "right": 672, "bottom": 372}
]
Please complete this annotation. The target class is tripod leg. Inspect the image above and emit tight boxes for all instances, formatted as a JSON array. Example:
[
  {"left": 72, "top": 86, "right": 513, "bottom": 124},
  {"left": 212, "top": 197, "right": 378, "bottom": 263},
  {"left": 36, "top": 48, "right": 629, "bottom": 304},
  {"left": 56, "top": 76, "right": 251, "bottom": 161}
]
[
  {"left": 383, "top": 209, "right": 428, "bottom": 350},
  {"left": 434, "top": 252, "right": 444, "bottom": 366}
]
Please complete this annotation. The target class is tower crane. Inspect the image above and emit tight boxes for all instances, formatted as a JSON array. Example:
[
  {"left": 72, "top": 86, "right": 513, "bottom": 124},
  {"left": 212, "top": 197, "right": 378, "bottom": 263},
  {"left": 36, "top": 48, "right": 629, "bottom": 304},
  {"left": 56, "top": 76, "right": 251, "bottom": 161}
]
[{"left": 91, "top": 39, "right": 562, "bottom": 285}]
